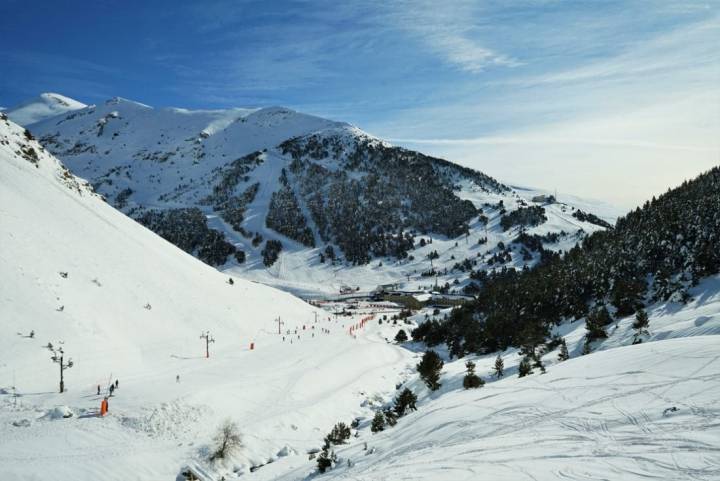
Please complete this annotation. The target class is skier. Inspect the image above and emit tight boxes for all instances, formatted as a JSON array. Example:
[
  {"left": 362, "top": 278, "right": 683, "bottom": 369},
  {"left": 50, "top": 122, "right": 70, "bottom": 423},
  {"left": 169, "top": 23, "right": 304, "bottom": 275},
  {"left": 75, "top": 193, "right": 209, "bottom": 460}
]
[
  {"left": 29, "top": 330, "right": 35, "bottom": 338},
  {"left": 176, "top": 374, "right": 180, "bottom": 383},
  {"left": 115, "top": 379, "right": 119, "bottom": 389},
  {"left": 97, "top": 384, "right": 100, "bottom": 395},
  {"left": 109, "top": 384, "right": 115, "bottom": 396}
]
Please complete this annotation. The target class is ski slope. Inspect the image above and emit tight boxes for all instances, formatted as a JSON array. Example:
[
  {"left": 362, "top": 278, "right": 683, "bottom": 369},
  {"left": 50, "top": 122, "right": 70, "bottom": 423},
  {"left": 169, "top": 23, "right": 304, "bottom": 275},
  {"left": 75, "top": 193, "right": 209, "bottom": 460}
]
[
  {"left": 0, "top": 114, "right": 416, "bottom": 479},
  {"left": 3, "top": 110, "right": 718, "bottom": 481},
  {"left": 262, "top": 276, "right": 720, "bottom": 481},
  {"left": 280, "top": 336, "right": 720, "bottom": 481}
]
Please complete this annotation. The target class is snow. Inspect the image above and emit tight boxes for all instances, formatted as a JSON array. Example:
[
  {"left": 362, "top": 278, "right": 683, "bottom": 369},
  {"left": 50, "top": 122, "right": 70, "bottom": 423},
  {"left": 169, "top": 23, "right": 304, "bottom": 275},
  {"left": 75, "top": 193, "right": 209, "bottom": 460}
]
[
  {"left": 231, "top": 180, "right": 624, "bottom": 298},
  {"left": 288, "top": 335, "right": 720, "bottom": 481},
  {"left": 41, "top": 406, "right": 75, "bottom": 420},
  {"left": 263, "top": 276, "right": 720, "bottom": 481},
  {"left": 21, "top": 93, "right": 624, "bottom": 298},
  {"left": 5, "top": 93, "right": 87, "bottom": 126},
  {"left": 2, "top": 114, "right": 410, "bottom": 479},
  {"left": 3, "top": 101, "right": 719, "bottom": 480}
]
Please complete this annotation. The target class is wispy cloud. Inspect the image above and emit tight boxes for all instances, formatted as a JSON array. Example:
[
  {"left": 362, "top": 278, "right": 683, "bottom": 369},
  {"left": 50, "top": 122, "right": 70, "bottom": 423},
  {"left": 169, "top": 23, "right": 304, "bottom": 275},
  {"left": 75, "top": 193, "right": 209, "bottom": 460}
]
[
  {"left": 1, "top": 0, "right": 716, "bottom": 209},
  {"left": 377, "top": 0, "right": 519, "bottom": 73}
]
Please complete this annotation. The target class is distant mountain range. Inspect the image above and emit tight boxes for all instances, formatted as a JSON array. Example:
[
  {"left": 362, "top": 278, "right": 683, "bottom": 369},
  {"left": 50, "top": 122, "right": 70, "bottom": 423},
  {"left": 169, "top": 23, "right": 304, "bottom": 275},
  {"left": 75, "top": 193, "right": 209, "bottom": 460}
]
[{"left": 15, "top": 93, "right": 619, "bottom": 296}]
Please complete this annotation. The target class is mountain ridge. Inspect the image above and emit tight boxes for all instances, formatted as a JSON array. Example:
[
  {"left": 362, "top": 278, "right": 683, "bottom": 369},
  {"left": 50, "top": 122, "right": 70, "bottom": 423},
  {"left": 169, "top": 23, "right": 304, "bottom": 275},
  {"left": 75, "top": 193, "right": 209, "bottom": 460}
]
[
  {"left": 24, "top": 94, "right": 618, "bottom": 295},
  {"left": 6, "top": 92, "right": 87, "bottom": 126}
]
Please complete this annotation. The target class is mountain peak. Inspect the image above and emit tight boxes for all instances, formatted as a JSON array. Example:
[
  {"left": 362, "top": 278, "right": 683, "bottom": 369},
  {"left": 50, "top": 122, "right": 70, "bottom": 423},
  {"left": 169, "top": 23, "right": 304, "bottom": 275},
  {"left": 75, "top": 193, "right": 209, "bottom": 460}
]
[
  {"left": 104, "top": 96, "right": 152, "bottom": 109},
  {"left": 6, "top": 92, "right": 86, "bottom": 126}
]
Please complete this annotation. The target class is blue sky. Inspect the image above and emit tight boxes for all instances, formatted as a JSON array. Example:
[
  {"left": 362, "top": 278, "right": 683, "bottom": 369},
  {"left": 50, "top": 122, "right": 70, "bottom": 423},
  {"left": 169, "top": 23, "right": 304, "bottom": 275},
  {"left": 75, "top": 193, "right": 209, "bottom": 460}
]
[{"left": 1, "top": 0, "right": 718, "bottom": 208}]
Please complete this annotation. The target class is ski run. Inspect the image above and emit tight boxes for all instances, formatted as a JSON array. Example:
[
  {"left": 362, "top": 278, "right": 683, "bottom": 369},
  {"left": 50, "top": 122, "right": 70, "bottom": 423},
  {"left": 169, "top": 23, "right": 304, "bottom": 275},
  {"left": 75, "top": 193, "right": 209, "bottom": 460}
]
[{"left": 1, "top": 106, "right": 719, "bottom": 481}]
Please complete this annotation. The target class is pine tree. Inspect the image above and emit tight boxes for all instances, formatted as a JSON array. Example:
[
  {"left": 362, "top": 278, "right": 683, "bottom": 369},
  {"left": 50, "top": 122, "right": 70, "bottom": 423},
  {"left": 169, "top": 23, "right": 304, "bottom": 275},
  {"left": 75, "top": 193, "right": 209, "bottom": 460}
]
[
  {"left": 493, "top": 355, "right": 504, "bottom": 378},
  {"left": 532, "top": 355, "right": 546, "bottom": 374},
  {"left": 394, "top": 388, "right": 418, "bottom": 416},
  {"left": 394, "top": 329, "right": 408, "bottom": 343},
  {"left": 557, "top": 338, "right": 569, "bottom": 361},
  {"left": 416, "top": 350, "right": 444, "bottom": 391},
  {"left": 632, "top": 308, "right": 650, "bottom": 343},
  {"left": 462, "top": 361, "right": 484, "bottom": 389},
  {"left": 327, "top": 422, "right": 351, "bottom": 445},
  {"left": 316, "top": 437, "right": 335, "bottom": 473},
  {"left": 383, "top": 409, "right": 398, "bottom": 427},
  {"left": 371, "top": 411, "right": 385, "bottom": 433},
  {"left": 585, "top": 306, "right": 611, "bottom": 343},
  {"left": 633, "top": 309, "right": 649, "bottom": 331},
  {"left": 518, "top": 357, "right": 533, "bottom": 377}
]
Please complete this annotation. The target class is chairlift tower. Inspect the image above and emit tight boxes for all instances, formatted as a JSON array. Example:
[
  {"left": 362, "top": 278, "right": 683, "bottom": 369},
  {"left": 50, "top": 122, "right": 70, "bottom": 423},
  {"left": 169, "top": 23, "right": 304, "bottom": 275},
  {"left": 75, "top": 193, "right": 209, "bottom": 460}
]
[
  {"left": 51, "top": 346, "right": 73, "bottom": 393},
  {"left": 200, "top": 331, "right": 215, "bottom": 358}
]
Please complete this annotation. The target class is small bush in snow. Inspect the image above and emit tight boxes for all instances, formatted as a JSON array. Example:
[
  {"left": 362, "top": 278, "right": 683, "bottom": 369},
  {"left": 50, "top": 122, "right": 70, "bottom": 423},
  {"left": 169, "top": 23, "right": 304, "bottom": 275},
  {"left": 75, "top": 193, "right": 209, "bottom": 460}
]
[
  {"left": 394, "top": 329, "right": 408, "bottom": 343},
  {"left": 209, "top": 419, "right": 242, "bottom": 462},
  {"left": 462, "top": 361, "right": 484, "bottom": 389}
]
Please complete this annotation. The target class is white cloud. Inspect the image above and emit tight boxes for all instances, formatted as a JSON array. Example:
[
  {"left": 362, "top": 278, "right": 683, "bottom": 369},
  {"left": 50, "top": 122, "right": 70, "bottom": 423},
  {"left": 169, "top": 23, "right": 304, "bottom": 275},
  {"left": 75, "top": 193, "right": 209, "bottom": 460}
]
[
  {"left": 394, "top": 89, "right": 719, "bottom": 210},
  {"left": 371, "top": 10, "right": 720, "bottom": 210},
  {"left": 378, "top": 0, "right": 519, "bottom": 73}
]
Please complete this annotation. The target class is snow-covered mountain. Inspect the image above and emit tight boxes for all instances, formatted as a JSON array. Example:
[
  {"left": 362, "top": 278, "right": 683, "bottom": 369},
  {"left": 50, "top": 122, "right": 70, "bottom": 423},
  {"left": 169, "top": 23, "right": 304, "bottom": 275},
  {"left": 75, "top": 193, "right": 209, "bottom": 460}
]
[
  {"left": 25, "top": 95, "right": 620, "bottom": 296},
  {"left": 0, "top": 111, "right": 419, "bottom": 480},
  {"left": 0, "top": 111, "right": 315, "bottom": 356},
  {"left": 5, "top": 92, "right": 86, "bottom": 126},
  {"left": 3, "top": 108, "right": 718, "bottom": 481}
]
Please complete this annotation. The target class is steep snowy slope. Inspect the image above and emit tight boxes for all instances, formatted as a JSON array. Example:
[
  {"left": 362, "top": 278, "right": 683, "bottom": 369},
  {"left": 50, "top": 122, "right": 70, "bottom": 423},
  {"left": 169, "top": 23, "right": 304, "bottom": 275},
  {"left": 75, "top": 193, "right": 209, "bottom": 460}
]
[
  {"left": 0, "top": 114, "right": 415, "bottom": 479},
  {"left": 6, "top": 92, "right": 86, "bottom": 126},
  {"left": 25, "top": 94, "right": 620, "bottom": 296},
  {"left": 0, "top": 112, "right": 316, "bottom": 372}
]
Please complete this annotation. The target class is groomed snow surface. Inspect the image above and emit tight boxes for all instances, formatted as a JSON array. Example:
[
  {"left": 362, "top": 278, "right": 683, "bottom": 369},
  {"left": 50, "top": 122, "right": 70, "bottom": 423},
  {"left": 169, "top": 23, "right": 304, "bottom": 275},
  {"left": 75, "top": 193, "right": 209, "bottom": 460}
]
[{"left": 2, "top": 114, "right": 719, "bottom": 480}]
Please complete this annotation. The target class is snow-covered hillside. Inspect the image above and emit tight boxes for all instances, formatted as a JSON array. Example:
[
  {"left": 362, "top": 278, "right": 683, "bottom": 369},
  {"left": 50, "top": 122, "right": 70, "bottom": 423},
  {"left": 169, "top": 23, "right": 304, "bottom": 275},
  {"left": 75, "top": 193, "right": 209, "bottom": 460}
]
[
  {"left": 2, "top": 111, "right": 718, "bottom": 480},
  {"left": 6, "top": 93, "right": 86, "bottom": 126},
  {"left": 1, "top": 113, "right": 400, "bottom": 478},
  {"left": 25, "top": 95, "right": 620, "bottom": 297},
  {"left": 0, "top": 112, "right": 316, "bottom": 370},
  {"left": 261, "top": 276, "right": 720, "bottom": 481}
]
